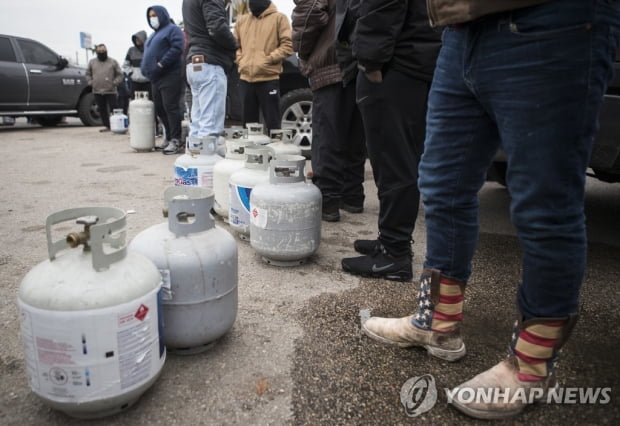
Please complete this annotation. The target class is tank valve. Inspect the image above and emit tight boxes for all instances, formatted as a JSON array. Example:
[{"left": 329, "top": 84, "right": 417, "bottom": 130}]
[{"left": 66, "top": 215, "right": 98, "bottom": 249}]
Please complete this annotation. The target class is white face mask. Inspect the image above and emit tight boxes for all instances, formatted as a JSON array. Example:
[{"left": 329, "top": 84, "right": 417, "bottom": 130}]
[{"left": 150, "top": 16, "right": 160, "bottom": 29}]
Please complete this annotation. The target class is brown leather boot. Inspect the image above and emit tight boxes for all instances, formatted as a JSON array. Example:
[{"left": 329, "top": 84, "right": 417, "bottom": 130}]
[
  {"left": 449, "top": 314, "right": 578, "bottom": 419},
  {"left": 362, "top": 269, "right": 466, "bottom": 361}
]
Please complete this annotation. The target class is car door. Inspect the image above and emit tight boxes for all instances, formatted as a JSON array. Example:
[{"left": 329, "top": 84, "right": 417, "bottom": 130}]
[
  {"left": 0, "top": 35, "right": 28, "bottom": 110},
  {"left": 16, "top": 37, "right": 84, "bottom": 110}
]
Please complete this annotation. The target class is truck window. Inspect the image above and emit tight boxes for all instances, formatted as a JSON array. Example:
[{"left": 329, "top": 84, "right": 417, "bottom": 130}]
[
  {"left": 0, "top": 37, "right": 17, "bottom": 62},
  {"left": 16, "top": 39, "right": 58, "bottom": 66}
]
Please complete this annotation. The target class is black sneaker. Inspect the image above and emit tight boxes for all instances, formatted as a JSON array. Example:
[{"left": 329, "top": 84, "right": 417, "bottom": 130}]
[
  {"left": 342, "top": 245, "right": 412, "bottom": 281},
  {"left": 353, "top": 239, "right": 379, "bottom": 255},
  {"left": 340, "top": 200, "right": 363, "bottom": 214}
]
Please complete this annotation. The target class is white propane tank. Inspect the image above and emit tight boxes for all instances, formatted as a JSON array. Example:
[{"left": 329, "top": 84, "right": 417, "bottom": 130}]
[
  {"left": 129, "top": 187, "right": 238, "bottom": 354},
  {"left": 110, "top": 109, "right": 128, "bottom": 134},
  {"left": 18, "top": 207, "right": 165, "bottom": 419},
  {"left": 129, "top": 91, "right": 155, "bottom": 152},
  {"left": 174, "top": 136, "right": 222, "bottom": 189},
  {"left": 245, "top": 122, "right": 270, "bottom": 146},
  {"left": 212, "top": 139, "right": 256, "bottom": 219},
  {"left": 229, "top": 146, "right": 271, "bottom": 240},
  {"left": 250, "top": 155, "right": 322, "bottom": 265},
  {"left": 267, "top": 128, "right": 302, "bottom": 158}
]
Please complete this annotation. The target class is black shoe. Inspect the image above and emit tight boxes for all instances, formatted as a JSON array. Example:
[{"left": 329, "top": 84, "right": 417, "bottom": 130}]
[
  {"left": 342, "top": 245, "right": 412, "bottom": 281},
  {"left": 340, "top": 200, "right": 363, "bottom": 214},
  {"left": 322, "top": 199, "right": 340, "bottom": 222},
  {"left": 353, "top": 239, "right": 380, "bottom": 255}
]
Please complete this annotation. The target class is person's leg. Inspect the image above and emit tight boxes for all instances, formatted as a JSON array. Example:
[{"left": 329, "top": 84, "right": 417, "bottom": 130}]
[
  {"left": 151, "top": 81, "right": 169, "bottom": 143},
  {"left": 361, "top": 24, "right": 500, "bottom": 354},
  {"left": 94, "top": 94, "right": 110, "bottom": 129},
  {"left": 340, "top": 82, "right": 366, "bottom": 211},
  {"left": 311, "top": 83, "right": 347, "bottom": 221},
  {"left": 256, "top": 80, "right": 281, "bottom": 133},
  {"left": 445, "top": 0, "right": 620, "bottom": 418},
  {"left": 158, "top": 72, "right": 183, "bottom": 142},
  {"left": 240, "top": 80, "right": 260, "bottom": 126}
]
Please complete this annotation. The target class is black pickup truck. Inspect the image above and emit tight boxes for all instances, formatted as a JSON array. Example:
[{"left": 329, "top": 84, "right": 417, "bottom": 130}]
[
  {"left": 488, "top": 48, "right": 620, "bottom": 184},
  {"left": 0, "top": 34, "right": 100, "bottom": 127}
]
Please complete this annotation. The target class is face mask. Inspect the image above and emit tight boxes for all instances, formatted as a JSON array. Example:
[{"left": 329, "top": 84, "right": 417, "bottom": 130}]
[
  {"left": 96, "top": 52, "right": 107, "bottom": 61},
  {"left": 150, "top": 16, "right": 160, "bottom": 29}
]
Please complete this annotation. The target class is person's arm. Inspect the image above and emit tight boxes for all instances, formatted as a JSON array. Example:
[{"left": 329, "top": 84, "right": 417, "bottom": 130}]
[
  {"left": 267, "top": 14, "right": 294, "bottom": 64},
  {"left": 352, "top": 0, "right": 407, "bottom": 80},
  {"left": 291, "top": 0, "right": 329, "bottom": 60},
  {"left": 233, "top": 17, "right": 243, "bottom": 64},
  {"left": 205, "top": 0, "right": 239, "bottom": 51},
  {"left": 112, "top": 60, "right": 124, "bottom": 86}
]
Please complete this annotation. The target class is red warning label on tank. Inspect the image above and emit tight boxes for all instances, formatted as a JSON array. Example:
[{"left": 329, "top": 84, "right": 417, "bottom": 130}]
[{"left": 134, "top": 304, "right": 149, "bottom": 321}]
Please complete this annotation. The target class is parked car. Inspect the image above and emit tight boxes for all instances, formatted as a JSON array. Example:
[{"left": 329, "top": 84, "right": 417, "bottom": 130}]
[
  {"left": 487, "top": 47, "right": 620, "bottom": 184},
  {"left": 225, "top": 0, "right": 313, "bottom": 153},
  {"left": 0, "top": 34, "right": 100, "bottom": 127}
]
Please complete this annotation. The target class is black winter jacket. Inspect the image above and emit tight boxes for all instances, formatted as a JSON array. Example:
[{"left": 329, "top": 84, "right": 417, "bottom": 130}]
[
  {"left": 182, "top": 0, "right": 238, "bottom": 72},
  {"left": 352, "top": 0, "right": 441, "bottom": 82}
]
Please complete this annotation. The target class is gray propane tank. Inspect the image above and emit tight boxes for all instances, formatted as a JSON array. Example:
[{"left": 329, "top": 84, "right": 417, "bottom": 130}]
[
  {"left": 128, "top": 187, "right": 238, "bottom": 354},
  {"left": 245, "top": 122, "right": 271, "bottom": 145},
  {"left": 129, "top": 91, "right": 155, "bottom": 152},
  {"left": 266, "top": 128, "right": 302, "bottom": 158},
  {"left": 250, "top": 155, "right": 322, "bottom": 265},
  {"left": 18, "top": 207, "right": 165, "bottom": 419},
  {"left": 174, "top": 135, "right": 222, "bottom": 189},
  {"left": 229, "top": 146, "right": 271, "bottom": 240},
  {"left": 110, "top": 108, "right": 128, "bottom": 134},
  {"left": 213, "top": 139, "right": 256, "bottom": 219}
]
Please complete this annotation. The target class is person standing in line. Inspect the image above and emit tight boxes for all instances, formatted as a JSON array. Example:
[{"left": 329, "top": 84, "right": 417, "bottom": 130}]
[
  {"left": 291, "top": 0, "right": 366, "bottom": 222},
  {"left": 340, "top": 0, "right": 441, "bottom": 281},
  {"left": 141, "top": 5, "right": 185, "bottom": 154},
  {"left": 361, "top": 0, "right": 620, "bottom": 419},
  {"left": 234, "top": 0, "right": 294, "bottom": 134},
  {"left": 182, "top": 0, "right": 238, "bottom": 147},
  {"left": 86, "top": 44, "right": 123, "bottom": 133}
]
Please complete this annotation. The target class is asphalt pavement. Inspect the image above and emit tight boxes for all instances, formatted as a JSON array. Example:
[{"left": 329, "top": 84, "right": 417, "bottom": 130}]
[{"left": 0, "top": 119, "right": 618, "bottom": 425}]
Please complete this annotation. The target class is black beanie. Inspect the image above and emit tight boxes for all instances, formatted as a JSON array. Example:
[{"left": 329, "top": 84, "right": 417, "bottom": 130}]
[{"left": 249, "top": 0, "right": 270, "bottom": 17}]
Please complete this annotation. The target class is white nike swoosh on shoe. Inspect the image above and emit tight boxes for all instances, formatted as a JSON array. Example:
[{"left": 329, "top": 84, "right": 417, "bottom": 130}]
[
  {"left": 269, "top": 89, "right": 277, "bottom": 95},
  {"left": 356, "top": 95, "right": 369, "bottom": 103},
  {"left": 372, "top": 263, "right": 394, "bottom": 272}
]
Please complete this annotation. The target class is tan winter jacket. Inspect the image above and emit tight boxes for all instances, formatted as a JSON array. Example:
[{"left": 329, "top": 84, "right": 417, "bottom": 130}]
[
  {"left": 234, "top": 3, "right": 294, "bottom": 82},
  {"left": 86, "top": 57, "right": 123, "bottom": 95},
  {"left": 426, "top": 0, "right": 553, "bottom": 27}
]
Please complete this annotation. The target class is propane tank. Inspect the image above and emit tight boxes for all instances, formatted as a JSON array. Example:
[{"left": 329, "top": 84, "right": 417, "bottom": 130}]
[
  {"left": 110, "top": 109, "right": 128, "bottom": 134},
  {"left": 129, "top": 187, "right": 238, "bottom": 354},
  {"left": 245, "top": 122, "right": 270, "bottom": 146},
  {"left": 213, "top": 139, "right": 256, "bottom": 219},
  {"left": 250, "top": 155, "right": 322, "bottom": 265},
  {"left": 18, "top": 207, "right": 165, "bottom": 419},
  {"left": 174, "top": 136, "right": 222, "bottom": 189},
  {"left": 267, "top": 128, "right": 302, "bottom": 158},
  {"left": 129, "top": 91, "right": 155, "bottom": 152},
  {"left": 229, "top": 146, "right": 271, "bottom": 240}
]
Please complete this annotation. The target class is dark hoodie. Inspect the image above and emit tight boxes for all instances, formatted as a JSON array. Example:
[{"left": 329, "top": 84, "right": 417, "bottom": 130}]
[
  {"left": 141, "top": 5, "right": 185, "bottom": 83},
  {"left": 249, "top": 0, "right": 271, "bottom": 17},
  {"left": 123, "top": 30, "right": 149, "bottom": 83}
]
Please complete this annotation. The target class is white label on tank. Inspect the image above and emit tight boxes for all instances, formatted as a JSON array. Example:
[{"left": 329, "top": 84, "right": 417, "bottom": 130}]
[
  {"left": 18, "top": 287, "right": 165, "bottom": 403},
  {"left": 229, "top": 183, "right": 252, "bottom": 233},
  {"left": 159, "top": 269, "right": 172, "bottom": 300},
  {"left": 174, "top": 167, "right": 214, "bottom": 189},
  {"left": 249, "top": 204, "right": 268, "bottom": 229}
]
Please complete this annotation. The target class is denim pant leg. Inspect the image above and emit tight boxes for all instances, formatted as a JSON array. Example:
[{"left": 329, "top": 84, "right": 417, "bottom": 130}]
[
  {"left": 187, "top": 63, "right": 227, "bottom": 138},
  {"left": 420, "top": 29, "right": 501, "bottom": 282}
]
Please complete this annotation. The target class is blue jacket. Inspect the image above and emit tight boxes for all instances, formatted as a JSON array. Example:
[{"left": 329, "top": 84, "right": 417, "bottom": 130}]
[{"left": 141, "top": 5, "right": 185, "bottom": 83}]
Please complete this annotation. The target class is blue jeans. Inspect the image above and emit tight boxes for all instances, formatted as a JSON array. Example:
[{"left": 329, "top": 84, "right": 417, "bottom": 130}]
[
  {"left": 186, "top": 63, "right": 227, "bottom": 138},
  {"left": 419, "top": 0, "right": 620, "bottom": 319}
]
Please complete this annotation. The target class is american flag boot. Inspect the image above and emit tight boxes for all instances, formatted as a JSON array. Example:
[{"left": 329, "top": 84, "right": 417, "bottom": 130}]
[
  {"left": 449, "top": 314, "right": 578, "bottom": 419},
  {"left": 361, "top": 269, "right": 466, "bottom": 361}
]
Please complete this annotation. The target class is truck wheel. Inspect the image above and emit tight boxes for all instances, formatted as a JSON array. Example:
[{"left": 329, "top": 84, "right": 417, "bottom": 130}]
[
  {"left": 78, "top": 92, "right": 102, "bottom": 126},
  {"left": 280, "top": 88, "right": 313, "bottom": 156}
]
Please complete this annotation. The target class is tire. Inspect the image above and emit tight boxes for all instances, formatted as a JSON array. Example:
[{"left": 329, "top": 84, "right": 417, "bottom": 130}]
[
  {"left": 34, "top": 116, "right": 63, "bottom": 127},
  {"left": 280, "top": 88, "right": 313, "bottom": 155},
  {"left": 78, "top": 92, "right": 102, "bottom": 126}
]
